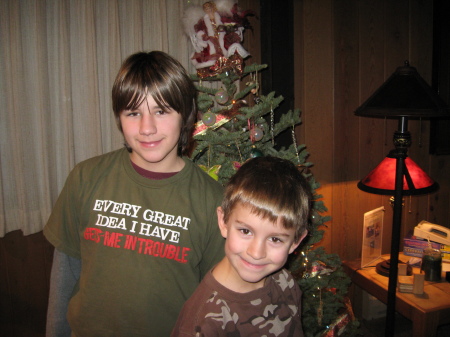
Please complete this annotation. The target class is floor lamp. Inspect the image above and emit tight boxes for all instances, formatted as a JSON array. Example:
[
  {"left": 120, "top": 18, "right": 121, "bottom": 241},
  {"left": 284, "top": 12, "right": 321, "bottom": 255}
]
[{"left": 354, "top": 61, "right": 449, "bottom": 337}]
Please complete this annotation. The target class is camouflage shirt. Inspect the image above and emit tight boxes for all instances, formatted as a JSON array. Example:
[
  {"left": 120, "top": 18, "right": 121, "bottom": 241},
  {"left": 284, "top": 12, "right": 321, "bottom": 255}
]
[{"left": 171, "top": 268, "right": 304, "bottom": 337}]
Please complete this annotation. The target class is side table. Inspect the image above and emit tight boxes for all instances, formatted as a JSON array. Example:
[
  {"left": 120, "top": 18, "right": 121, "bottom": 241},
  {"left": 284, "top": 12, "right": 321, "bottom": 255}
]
[{"left": 343, "top": 254, "right": 450, "bottom": 337}]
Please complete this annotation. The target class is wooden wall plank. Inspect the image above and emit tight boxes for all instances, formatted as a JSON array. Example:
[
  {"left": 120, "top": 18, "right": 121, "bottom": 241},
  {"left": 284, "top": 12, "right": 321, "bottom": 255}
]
[
  {"left": 301, "top": 0, "right": 334, "bottom": 252},
  {"left": 332, "top": 0, "right": 362, "bottom": 259},
  {"left": 357, "top": 0, "right": 394, "bottom": 255},
  {"left": 402, "top": 0, "right": 435, "bottom": 241}
]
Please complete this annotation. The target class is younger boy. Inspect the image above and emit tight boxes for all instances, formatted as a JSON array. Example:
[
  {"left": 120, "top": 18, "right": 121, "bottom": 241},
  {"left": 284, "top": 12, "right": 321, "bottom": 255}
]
[{"left": 171, "top": 156, "right": 312, "bottom": 337}]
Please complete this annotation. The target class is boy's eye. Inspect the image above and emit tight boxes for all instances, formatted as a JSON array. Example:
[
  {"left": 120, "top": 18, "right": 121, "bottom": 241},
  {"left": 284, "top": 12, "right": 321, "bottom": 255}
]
[
  {"left": 269, "top": 237, "right": 283, "bottom": 243},
  {"left": 239, "top": 228, "right": 251, "bottom": 235}
]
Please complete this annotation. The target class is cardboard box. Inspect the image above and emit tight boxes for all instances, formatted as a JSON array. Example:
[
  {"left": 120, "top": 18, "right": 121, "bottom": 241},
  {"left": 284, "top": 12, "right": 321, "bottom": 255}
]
[{"left": 403, "top": 232, "right": 450, "bottom": 262}]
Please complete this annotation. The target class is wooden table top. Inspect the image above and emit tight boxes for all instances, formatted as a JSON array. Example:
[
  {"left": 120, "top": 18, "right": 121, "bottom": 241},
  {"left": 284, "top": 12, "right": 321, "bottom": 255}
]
[{"left": 343, "top": 254, "right": 450, "bottom": 314}]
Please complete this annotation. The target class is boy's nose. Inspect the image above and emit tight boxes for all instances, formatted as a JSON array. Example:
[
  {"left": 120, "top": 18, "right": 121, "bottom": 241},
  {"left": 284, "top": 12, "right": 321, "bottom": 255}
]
[
  {"left": 247, "top": 240, "right": 266, "bottom": 260},
  {"left": 140, "top": 114, "right": 157, "bottom": 135}
]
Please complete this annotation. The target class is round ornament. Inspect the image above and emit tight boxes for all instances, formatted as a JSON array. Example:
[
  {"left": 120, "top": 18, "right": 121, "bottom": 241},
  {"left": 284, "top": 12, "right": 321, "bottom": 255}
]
[
  {"left": 202, "top": 112, "right": 216, "bottom": 126},
  {"left": 215, "top": 88, "right": 229, "bottom": 105},
  {"left": 249, "top": 147, "right": 263, "bottom": 158},
  {"left": 250, "top": 127, "right": 264, "bottom": 141},
  {"left": 311, "top": 211, "right": 320, "bottom": 224}
]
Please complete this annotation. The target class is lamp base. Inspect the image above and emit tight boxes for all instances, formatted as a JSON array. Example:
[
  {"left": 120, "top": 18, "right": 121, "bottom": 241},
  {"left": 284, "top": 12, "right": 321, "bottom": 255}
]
[{"left": 376, "top": 259, "right": 412, "bottom": 277}]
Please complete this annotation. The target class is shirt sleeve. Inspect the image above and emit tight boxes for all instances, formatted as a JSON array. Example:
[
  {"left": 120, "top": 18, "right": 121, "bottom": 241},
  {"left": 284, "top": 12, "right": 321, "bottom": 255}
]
[
  {"left": 46, "top": 249, "right": 81, "bottom": 337},
  {"left": 198, "top": 194, "right": 225, "bottom": 278}
]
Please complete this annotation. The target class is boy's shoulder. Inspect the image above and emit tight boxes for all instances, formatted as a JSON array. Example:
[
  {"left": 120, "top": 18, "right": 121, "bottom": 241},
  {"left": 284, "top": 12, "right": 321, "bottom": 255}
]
[
  {"left": 75, "top": 148, "right": 124, "bottom": 168},
  {"left": 65, "top": 149, "right": 127, "bottom": 186}
]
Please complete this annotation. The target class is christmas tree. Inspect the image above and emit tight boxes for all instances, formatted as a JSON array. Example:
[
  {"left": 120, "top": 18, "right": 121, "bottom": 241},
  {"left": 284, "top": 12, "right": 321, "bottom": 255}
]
[
  {"left": 183, "top": 1, "right": 360, "bottom": 336},
  {"left": 189, "top": 62, "right": 359, "bottom": 337}
]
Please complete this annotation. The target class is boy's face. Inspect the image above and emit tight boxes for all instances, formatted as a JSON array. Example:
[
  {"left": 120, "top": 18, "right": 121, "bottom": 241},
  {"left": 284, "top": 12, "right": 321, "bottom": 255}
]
[
  {"left": 217, "top": 203, "right": 304, "bottom": 291},
  {"left": 120, "top": 94, "right": 183, "bottom": 172}
]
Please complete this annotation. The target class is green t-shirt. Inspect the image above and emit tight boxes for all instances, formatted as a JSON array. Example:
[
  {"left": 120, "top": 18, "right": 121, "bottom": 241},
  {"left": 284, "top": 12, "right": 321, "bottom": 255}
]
[{"left": 44, "top": 148, "right": 225, "bottom": 337}]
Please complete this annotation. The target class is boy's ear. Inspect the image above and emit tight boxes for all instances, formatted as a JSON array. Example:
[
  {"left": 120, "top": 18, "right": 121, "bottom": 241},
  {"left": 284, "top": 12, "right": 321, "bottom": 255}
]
[
  {"left": 216, "top": 206, "right": 228, "bottom": 239},
  {"left": 288, "top": 230, "right": 308, "bottom": 254}
]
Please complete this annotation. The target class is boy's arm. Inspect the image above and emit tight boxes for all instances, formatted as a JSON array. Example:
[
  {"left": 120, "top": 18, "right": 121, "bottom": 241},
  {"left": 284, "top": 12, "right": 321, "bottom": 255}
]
[{"left": 46, "top": 249, "right": 81, "bottom": 337}]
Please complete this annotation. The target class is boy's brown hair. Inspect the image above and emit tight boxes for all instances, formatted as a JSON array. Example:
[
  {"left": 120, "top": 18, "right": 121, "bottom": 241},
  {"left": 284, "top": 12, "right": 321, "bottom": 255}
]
[
  {"left": 112, "top": 51, "right": 197, "bottom": 156},
  {"left": 221, "top": 156, "right": 312, "bottom": 242}
]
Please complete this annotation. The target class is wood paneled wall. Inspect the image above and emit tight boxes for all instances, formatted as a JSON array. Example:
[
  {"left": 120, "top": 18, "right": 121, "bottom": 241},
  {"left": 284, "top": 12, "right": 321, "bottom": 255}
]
[{"left": 293, "top": 0, "right": 450, "bottom": 261}]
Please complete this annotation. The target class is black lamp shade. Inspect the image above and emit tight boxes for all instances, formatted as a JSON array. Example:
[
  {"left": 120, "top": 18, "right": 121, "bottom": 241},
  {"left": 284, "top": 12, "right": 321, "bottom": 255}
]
[{"left": 354, "top": 61, "right": 450, "bottom": 118}]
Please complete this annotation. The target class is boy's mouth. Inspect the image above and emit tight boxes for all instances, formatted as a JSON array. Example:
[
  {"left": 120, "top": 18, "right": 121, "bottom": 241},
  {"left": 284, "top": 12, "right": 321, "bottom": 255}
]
[
  {"left": 139, "top": 139, "right": 162, "bottom": 147},
  {"left": 240, "top": 256, "right": 267, "bottom": 269}
]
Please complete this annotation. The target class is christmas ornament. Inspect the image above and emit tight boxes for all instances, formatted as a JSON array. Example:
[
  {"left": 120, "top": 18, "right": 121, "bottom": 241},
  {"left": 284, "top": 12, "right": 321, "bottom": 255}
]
[
  {"left": 182, "top": 1, "right": 254, "bottom": 72},
  {"left": 303, "top": 261, "right": 336, "bottom": 278},
  {"left": 215, "top": 88, "right": 229, "bottom": 105},
  {"left": 249, "top": 126, "right": 263, "bottom": 142},
  {"left": 319, "top": 297, "right": 355, "bottom": 337},
  {"left": 249, "top": 146, "right": 263, "bottom": 158},
  {"left": 198, "top": 164, "right": 221, "bottom": 181},
  {"left": 317, "top": 289, "right": 323, "bottom": 326},
  {"left": 291, "top": 124, "right": 304, "bottom": 168},
  {"left": 194, "top": 114, "right": 230, "bottom": 136},
  {"left": 232, "top": 161, "right": 242, "bottom": 171},
  {"left": 196, "top": 52, "right": 244, "bottom": 79},
  {"left": 202, "top": 111, "right": 216, "bottom": 126},
  {"left": 246, "top": 71, "right": 260, "bottom": 95}
]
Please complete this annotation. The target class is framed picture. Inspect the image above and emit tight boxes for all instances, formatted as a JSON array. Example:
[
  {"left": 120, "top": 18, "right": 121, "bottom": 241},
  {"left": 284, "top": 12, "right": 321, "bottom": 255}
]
[{"left": 361, "top": 206, "right": 385, "bottom": 268}]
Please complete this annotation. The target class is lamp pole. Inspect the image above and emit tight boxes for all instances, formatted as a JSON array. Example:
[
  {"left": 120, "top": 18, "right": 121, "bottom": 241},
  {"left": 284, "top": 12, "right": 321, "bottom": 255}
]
[{"left": 385, "top": 117, "right": 410, "bottom": 337}]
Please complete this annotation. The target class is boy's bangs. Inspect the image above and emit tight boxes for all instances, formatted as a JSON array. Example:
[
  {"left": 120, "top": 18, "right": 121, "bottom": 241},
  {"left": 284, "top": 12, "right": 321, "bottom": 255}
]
[
  {"left": 122, "top": 79, "right": 172, "bottom": 112},
  {"left": 233, "top": 193, "right": 283, "bottom": 223},
  {"left": 230, "top": 190, "right": 298, "bottom": 232},
  {"left": 124, "top": 90, "right": 146, "bottom": 111},
  {"left": 151, "top": 74, "right": 184, "bottom": 113}
]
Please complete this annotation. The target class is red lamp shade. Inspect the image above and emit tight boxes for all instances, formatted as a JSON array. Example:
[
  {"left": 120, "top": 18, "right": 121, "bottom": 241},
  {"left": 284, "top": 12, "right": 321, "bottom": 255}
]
[{"left": 358, "top": 150, "right": 438, "bottom": 196}]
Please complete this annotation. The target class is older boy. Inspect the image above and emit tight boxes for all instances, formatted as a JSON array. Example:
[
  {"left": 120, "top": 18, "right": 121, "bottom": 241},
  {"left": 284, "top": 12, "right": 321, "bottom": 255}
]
[
  {"left": 44, "top": 51, "right": 224, "bottom": 337},
  {"left": 171, "top": 156, "right": 312, "bottom": 337}
]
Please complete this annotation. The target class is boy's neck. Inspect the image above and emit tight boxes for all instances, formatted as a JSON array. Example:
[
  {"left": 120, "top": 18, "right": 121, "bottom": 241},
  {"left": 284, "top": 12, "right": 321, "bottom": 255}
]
[
  {"left": 131, "top": 160, "right": 178, "bottom": 180},
  {"left": 212, "top": 257, "right": 267, "bottom": 293}
]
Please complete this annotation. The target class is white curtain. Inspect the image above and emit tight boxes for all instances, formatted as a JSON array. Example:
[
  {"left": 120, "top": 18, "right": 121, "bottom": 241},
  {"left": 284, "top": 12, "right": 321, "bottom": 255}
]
[{"left": 0, "top": 0, "right": 205, "bottom": 237}]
